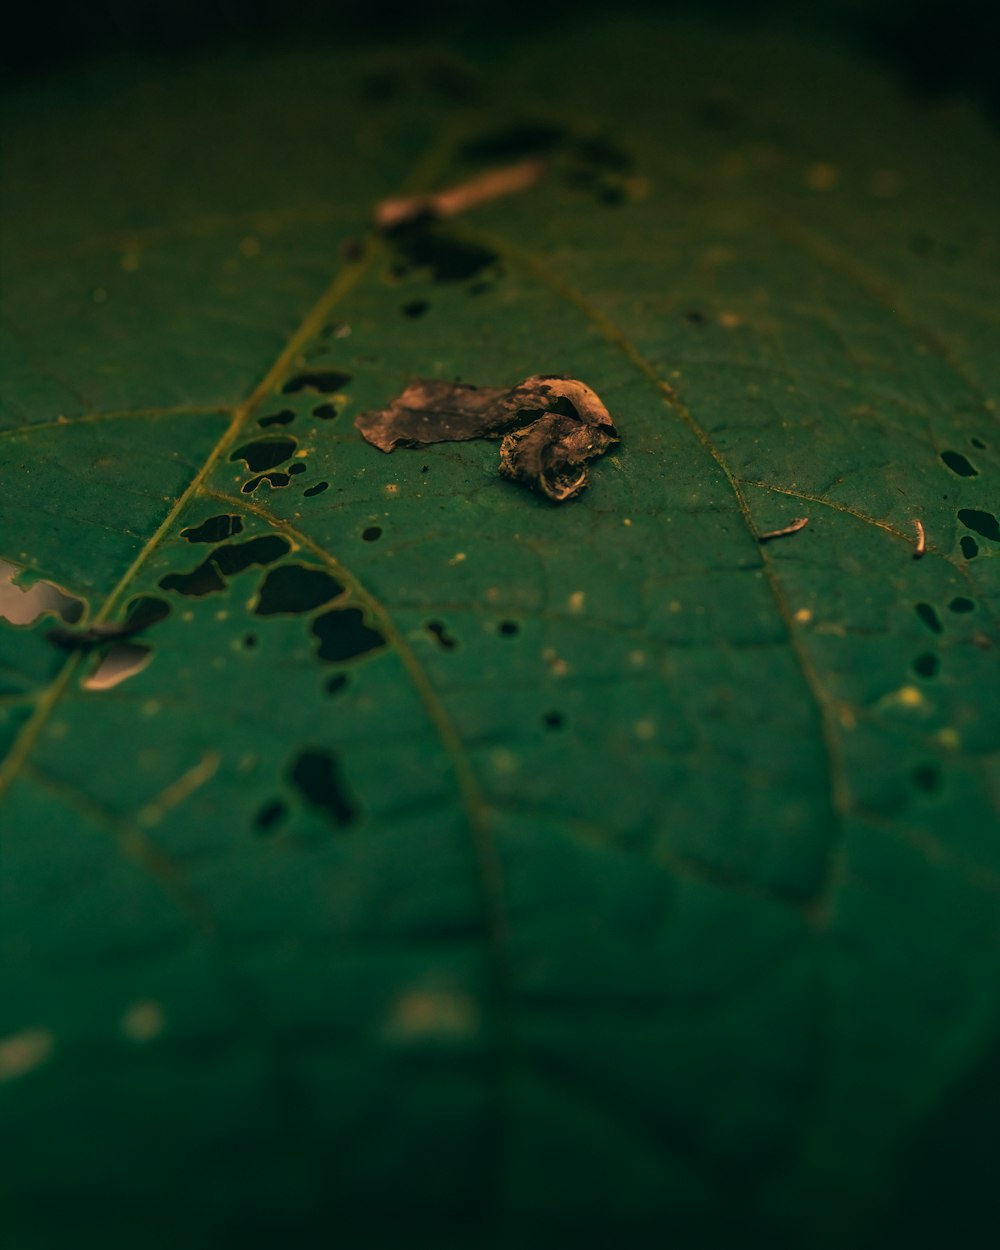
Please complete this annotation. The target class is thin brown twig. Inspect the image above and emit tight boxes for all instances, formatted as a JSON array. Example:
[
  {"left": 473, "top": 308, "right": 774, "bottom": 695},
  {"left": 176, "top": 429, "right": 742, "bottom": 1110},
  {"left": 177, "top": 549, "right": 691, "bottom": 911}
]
[
  {"left": 913, "top": 518, "right": 926, "bottom": 559},
  {"left": 758, "top": 516, "right": 809, "bottom": 543},
  {"left": 375, "top": 159, "right": 546, "bottom": 230}
]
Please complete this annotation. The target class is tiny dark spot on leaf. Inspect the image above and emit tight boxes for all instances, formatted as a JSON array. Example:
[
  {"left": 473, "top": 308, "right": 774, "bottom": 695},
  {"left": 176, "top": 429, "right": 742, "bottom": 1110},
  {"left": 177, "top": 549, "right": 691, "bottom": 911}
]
[
  {"left": 426, "top": 620, "right": 457, "bottom": 650},
  {"left": 282, "top": 370, "right": 353, "bottom": 396},
  {"left": 312, "top": 403, "right": 339, "bottom": 420},
  {"left": 960, "top": 536, "right": 979, "bottom": 559},
  {"left": 242, "top": 472, "right": 291, "bottom": 494},
  {"left": 948, "top": 596, "right": 975, "bottom": 613},
  {"left": 244, "top": 633, "right": 257, "bottom": 648},
  {"left": 915, "top": 603, "right": 942, "bottom": 634},
  {"left": 304, "top": 482, "right": 329, "bottom": 497},
  {"left": 958, "top": 509, "right": 1000, "bottom": 541},
  {"left": 912, "top": 763, "right": 941, "bottom": 793},
  {"left": 468, "top": 280, "right": 493, "bottom": 297},
  {"left": 684, "top": 310, "right": 707, "bottom": 325},
  {"left": 913, "top": 652, "right": 939, "bottom": 678},
  {"left": 543, "top": 711, "right": 565, "bottom": 729},
  {"left": 255, "top": 564, "right": 344, "bottom": 616},
  {"left": 258, "top": 409, "right": 295, "bottom": 429},
  {"left": 362, "top": 526, "right": 382, "bottom": 542},
  {"left": 325, "top": 673, "right": 349, "bottom": 696},
  {"left": 498, "top": 620, "right": 520, "bottom": 636},
  {"left": 940, "top": 450, "right": 978, "bottom": 477},
  {"left": 312, "top": 606, "right": 386, "bottom": 662},
  {"left": 254, "top": 798, "right": 287, "bottom": 833},
  {"left": 289, "top": 748, "right": 356, "bottom": 827},
  {"left": 403, "top": 299, "right": 429, "bottom": 319},
  {"left": 230, "top": 437, "right": 297, "bottom": 473},
  {"left": 182, "top": 514, "right": 243, "bottom": 544}
]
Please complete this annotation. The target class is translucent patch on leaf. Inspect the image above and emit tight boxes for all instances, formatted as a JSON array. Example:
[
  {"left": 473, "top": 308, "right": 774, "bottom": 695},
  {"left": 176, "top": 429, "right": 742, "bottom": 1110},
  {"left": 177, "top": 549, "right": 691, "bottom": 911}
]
[
  {"left": 0, "top": 1027, "right": 54, "bottom": 1082},
  {"left": 82, "top": 643, "right": 152, "bottom": 691},
  {"left": 383, "top": 989, "right": 481, "bottom": 1045},
  {"left": 120, "top": 1000, "right": 166, "bottom": 1043},
  {"left": 0, "top": 560, "right": 85, "bottom": 627}
]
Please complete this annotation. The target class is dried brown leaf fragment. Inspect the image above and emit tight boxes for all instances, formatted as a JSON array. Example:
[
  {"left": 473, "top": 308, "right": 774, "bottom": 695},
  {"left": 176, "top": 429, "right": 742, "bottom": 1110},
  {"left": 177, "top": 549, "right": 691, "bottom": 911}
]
[
  {"left": 375, "top": 159, "right": 545, "bottom": 230},
  {"left": 355, "top": 374, "right": 618, "bottom": 502}
]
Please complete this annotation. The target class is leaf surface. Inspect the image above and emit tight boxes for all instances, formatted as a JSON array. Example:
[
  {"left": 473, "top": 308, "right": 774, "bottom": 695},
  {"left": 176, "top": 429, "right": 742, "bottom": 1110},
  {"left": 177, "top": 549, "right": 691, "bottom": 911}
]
[{"left": 2, "top": 18, "right": 999, "bottom": 1249}]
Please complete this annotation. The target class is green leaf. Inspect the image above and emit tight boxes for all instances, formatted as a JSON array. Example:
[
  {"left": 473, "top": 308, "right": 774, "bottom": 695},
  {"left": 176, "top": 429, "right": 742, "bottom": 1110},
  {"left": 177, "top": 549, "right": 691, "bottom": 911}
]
[{"left": 2, "top": 17, "right": 999, "bottom": 1249}]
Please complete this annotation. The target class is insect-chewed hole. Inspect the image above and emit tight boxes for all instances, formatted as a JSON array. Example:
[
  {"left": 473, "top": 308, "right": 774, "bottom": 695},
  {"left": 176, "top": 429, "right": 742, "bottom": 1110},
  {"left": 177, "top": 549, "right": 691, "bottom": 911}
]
[
  {"left": 82, "top": 643, "right": 152, "bottom": 691},
  {"left": 258, "top": 409, "right": 295, "bottom": 429},
  {"left": 283, "top": 369, "right": 353, "bottom": 395},
  {"left": 159, "top": 536, "right": 289, "bottom": 597},
  {"left": 312, "top": 606, "right": 386, "bottom": 662},
  {"left": 242, "top": 472, "right": 291, "bottom": 494},
  {"left": 253, "top": 798, "right": 287, "bottom": 834},
  {"left": 426, "top": 621, "right": 457, "bottom": 650},
  {"left": 948, "top": 596, "right": 975, "bottom": 613},
  {"left": 304, "top": 482, "right": 329, "bottom": 497},
  {"left": 362, "top": 526, "right": 382, "bottom": 542},
  {"left": 254, "top": 564, "right": 344, "bottom": 616},
  {"left": 913, "top": 652, "right": 939, "bottom": 678},
  {"left": 289, "top": 748, "right": 356, "bottom": 827},
  {"left": 958, "top": 509, "right": 1000, "bottom": 541},
  {"left": 940, "top": 450, "right": 978, "bottom": 477},
  {"left": 181, "top": 515, "right": 243, "bottom": 544},
  {"left": 961, "top": 536, "right": 979, "bottom": 559},
  {"left": 912, "top": 763, "right": 941, "bottom": 793},
  {"left": 230, "top": 436, "right": 297, "bottom": 472},
  {"left": 915, "top": 603, "right": 942, "bottom": 634},
  {"left": 287, "top": 463, "right": 306, "bottom": 476},
  {"left": 312, "top": 403, "right": 339, "bottom": 420},
  {"left": 402, "top": 299, "right": 430, "bottom": 319},
  {"left": 498, "top": 620, "right": 520, "bottom": 636},
  {"left": 542, "top": 711, "right": 565, "bottom": 730},
  {"left": 971, "top": 437, "right": 987, "bottom": 450}
]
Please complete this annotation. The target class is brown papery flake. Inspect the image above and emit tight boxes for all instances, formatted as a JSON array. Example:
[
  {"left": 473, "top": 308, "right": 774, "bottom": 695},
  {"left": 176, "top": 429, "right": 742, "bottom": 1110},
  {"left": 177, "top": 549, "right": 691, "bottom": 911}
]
[{"left": 355, "top": 374, "right": 619, "bottom": 502}]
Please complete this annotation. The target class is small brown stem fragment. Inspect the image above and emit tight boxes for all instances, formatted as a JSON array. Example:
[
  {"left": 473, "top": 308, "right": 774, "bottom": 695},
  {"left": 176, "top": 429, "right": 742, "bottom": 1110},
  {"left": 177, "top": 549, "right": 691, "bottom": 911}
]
[
  {"left": 758, "top": 516, "right": 809, "bottom": 543},
  {"left": 355, "top": 374, "right": 618, "bottom": 502},
  {"left": 375, "top": 159, "right": 545, "bottom": 230},
  {"left": 913, "top": 518, "right": 926, "bottom": 559}
]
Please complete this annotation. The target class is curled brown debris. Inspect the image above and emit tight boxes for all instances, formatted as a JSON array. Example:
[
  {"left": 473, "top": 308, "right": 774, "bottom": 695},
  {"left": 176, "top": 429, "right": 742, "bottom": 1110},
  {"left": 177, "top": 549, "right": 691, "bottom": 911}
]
[
  {"left": 757, "top": 516, "right": 809, "bottom": 543},
  {"left": 913, "top": 518, "right": 926, "bottom": 559},
  {"left": 355, "top": 374, "right": 618, "bottom": 502},
  {"left": 375, "top": 159, "right": 545, "bottom": 230}
]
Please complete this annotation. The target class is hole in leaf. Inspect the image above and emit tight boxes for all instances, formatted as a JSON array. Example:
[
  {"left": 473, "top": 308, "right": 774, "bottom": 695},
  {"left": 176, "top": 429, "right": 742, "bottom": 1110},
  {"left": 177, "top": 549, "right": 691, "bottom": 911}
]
[
  {"left": 940, "top": 450, "right": 978, "bottom": 477},
  {"left": 289, "top": 748, "right": 356, "bottom": 827},
  {"left": 312, "top": 606, "right": 386, "bottom": 662},
  {"left": 0, "top": 560, "right": 86, "bottom": 627},
  {"left": 287, "top": 463, "right": 306, "bottom": 476},
  {"left": 230, "top": 437, "right": 297, "bottom": 472},
  {"left": 313, "top": 403, "right": 339, "bottom": 420},
  {"left": 254, "top": 798, "right": 287, "bottom": 833},
  {"left": 282, "top": 370, "right": 353, "bottom": 395},
  {"left": 498, "top": 620, "right": 520, "bottom": 636},
  {"left": 159, "top": 537, "right": 289, "bottom": 597},
  {"left": 460, "top": 122, "right": 567, "bottom": 162},
  {"left": 542, "top": 711, "right": 565, "bottom": 729},
  {"left": 82, "top": 643, "right": 152, "bottom": 691},
  {"left": 389, "top": 223, "right": 499, "bottom": 284},
  {"left": 948, "top": 596, "right": 975, "bottom": 613},
  {"left": 362, "top": 526, "right": 382, "bottom": 542},
  {"left": 426, "top": 620, "right": 457, "bottom": 650},
  {"left": 915, "top": 603, "right": 942, "bottom": 634},
  {"left": 912, "top": 763, "right": 941, "bottom": 793},
  {"left": 181, "top": 515, "right": 243, "bottom": 544},
  {"left": 958, "top": 509, "right": 1000, "bottom": 541},
  {"left": 913, "top": 652, "right": 939, "bottom": 678},
  {"left": 254, "top": 564, "right": 344, "bottom": 616},
  {"left": 960, "top": 536, "right": 979, "bottom": 559},
  {"left": 258, "top": 409, "right": 295, "bottom": 429},
  {"left": 242, "top": 472, "right": 291, "bottom": 494},
  {"left": 971, "top": 437, "right": 987, "bottom": 449},
  {"left": 402, "top": 299, "right": 429, "bottom": 319},
  {"left": 304, "top": 482, "right": 329, "bottom": 497}
]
